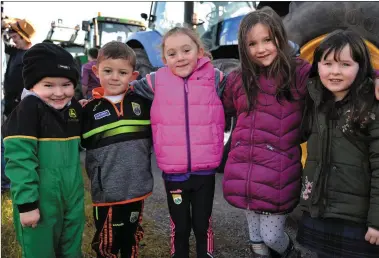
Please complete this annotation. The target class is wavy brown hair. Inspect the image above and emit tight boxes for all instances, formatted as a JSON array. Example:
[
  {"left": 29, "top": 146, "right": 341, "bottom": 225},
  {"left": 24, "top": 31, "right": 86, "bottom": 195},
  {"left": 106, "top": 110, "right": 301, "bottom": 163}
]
[{"left": 237, "top": 7, "right": 298, "bottom": 111}]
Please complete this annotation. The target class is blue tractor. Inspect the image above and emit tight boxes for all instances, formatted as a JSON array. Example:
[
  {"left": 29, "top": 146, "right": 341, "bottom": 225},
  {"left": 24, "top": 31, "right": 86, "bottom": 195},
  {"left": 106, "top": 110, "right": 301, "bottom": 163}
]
[
  {"left": 126, "top": 1, "right": 379, "bottom": 174},
  {"left": 127, "top": 1, "right": 379, "bottom": 76},
  {"left": 126, "top": 1, "right": 257, "bottom": 77}
]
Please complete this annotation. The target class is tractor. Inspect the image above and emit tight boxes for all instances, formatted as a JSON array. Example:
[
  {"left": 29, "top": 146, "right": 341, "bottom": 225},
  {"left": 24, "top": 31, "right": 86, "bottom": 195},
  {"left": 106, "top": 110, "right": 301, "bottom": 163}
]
[
  {"left": 64, "top": 14, "right": 147, "bottom": 99},
  {"left": 45, "top": 19, "right": 86, "bottom": 60},
  {"left": 261, "top": 1, "right": 379, "bottom": 166},
  {"left": 126, "top": 1, "right": 379, "bottom": 173},
  {"left": 127, "top": 1, "right": 379, "bottom": 77},
  {"left": 126, "top": 1, "right": 257, "bottom": 77},
  {"left": 80, "top": 13, "right": 146, "bottom": 66}
]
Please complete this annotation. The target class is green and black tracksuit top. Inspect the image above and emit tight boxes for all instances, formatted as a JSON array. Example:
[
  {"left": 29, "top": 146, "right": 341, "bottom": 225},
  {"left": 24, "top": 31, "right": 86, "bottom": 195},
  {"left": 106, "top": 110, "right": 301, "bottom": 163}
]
[
  {"left": 3, "top": 93, "right": 84, "bottom": 213},
  {"left": 2, "top": 93, "right": 85, "bottom": 257},
  {"left": 81, "top": 87, "right": 153, "bottom": 206}
]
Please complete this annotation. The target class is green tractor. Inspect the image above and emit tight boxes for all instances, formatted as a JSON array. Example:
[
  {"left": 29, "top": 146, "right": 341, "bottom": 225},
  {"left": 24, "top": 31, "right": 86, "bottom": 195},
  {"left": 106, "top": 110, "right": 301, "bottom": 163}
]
[
  {"left": 80, "top": 13, "right": 146, "bottom": 66},
  {"left": 45, "top": 19, "right": 86, "bottom": 59},
  {"left": 45, "top": 19, "right": 88, "bottom": 99},
  {"left": 47, "top": 14, "right": 146, "bottom": 99}
]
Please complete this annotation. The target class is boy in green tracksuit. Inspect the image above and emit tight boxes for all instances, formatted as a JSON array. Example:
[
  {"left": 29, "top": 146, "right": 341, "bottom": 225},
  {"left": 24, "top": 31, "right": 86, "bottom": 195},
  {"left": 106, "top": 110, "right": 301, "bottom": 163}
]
[{"left": 2, "top": 42, "right": 85, "bottom": 258}]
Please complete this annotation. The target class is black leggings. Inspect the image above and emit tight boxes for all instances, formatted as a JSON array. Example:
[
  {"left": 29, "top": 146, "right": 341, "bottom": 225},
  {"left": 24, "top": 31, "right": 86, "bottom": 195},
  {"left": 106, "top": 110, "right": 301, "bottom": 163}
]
[{"left": 164, "top": 174, "right": 215, "bottom": 258}]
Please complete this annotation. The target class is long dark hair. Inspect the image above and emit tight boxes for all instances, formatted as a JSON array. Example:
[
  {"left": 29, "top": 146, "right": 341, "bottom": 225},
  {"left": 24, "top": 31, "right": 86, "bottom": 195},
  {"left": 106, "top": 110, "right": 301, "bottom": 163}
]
[
  {"left": 237, "top": 6, "right": 298, "bottom": 111},
  {"left": 303, "top": 29, "right": 375, "bottom": 137}
]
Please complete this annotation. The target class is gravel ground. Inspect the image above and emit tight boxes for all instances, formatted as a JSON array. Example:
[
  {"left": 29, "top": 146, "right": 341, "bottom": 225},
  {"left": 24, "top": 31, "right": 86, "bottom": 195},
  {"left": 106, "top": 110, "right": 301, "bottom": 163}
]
[{"left": 143, "top": 154, "right": 318, "bottom": 258}]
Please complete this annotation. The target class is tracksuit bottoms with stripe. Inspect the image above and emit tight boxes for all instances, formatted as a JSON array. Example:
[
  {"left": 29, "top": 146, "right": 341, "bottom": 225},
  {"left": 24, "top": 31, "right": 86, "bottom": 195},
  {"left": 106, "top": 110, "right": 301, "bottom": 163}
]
[
  {"left": 164, "top": 174, "right": 215, "bottom": 258},
  {"left": 92, "top": 201, "right": 144, "bottom": 258}
]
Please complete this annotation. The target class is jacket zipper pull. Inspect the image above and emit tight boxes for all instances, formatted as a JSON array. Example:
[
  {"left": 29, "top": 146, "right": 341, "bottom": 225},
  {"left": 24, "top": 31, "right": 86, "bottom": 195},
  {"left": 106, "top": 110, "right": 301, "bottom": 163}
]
[{"left": 184, "top": 79, "right": 189, "bottom": 93}]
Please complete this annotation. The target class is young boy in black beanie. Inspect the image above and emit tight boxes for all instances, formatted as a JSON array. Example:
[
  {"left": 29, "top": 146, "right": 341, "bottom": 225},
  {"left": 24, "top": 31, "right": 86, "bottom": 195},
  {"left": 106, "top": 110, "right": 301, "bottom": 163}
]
[{"left": 2, "top": 42, "right": 85, "bottom": 257}]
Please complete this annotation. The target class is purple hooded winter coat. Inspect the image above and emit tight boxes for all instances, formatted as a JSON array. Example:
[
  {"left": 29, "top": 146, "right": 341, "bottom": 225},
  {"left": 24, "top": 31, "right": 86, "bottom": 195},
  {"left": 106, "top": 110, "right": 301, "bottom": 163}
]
[{"left": 222, "top": 59, "right": 311, "bottom": 214}]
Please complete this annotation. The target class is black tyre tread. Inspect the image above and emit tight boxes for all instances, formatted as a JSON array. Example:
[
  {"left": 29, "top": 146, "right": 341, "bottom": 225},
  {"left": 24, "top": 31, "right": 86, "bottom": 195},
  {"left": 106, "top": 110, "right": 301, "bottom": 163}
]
[
  {"left": 134, "top": 48, "right": 156, "bottom": 78},
  {"left": 212, "top": 58, "right": 239, "bottom": 75},
  {"left": 212, "top": 58, "right": 239, "bottom": 173},
  {"left": 283, "top": 2, "right": 379, "bottom": 47}
]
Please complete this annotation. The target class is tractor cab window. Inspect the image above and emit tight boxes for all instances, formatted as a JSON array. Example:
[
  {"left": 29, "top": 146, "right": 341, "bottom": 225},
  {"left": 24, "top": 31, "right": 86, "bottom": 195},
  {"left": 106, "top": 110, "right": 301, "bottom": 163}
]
[
  {"left": 151, "top": 2, "right": 185, "bottom": 36},
  {"left": 148, "top": 2, "right": 254, "bottom": 38},
  {"left": 98, "top": 22, "right": 145, "bottom": 46},
  {"left": 47, "top": 26, "right": 86, "bottom": 46},
  {"left": 193, "top": 2, "right": 254, "bottom": 37},
  {"left": 48, "top": 27, "right": 76, "bottom": 43},
  {"left": 73, "top": 31, "right": 86, "bottom": 46}
]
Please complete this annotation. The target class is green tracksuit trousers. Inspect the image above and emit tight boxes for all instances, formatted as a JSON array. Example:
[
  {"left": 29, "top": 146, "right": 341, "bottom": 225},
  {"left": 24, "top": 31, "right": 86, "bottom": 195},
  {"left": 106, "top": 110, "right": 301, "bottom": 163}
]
[{"left": 12, "top": 163, "right": 85, "bottom": 258}]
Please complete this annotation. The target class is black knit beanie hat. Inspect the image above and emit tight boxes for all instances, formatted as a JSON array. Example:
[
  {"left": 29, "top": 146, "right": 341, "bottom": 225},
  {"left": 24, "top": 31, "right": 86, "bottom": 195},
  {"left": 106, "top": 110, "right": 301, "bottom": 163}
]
[{"left": 22, "top": 43, "right": 79, "bottom": 90}]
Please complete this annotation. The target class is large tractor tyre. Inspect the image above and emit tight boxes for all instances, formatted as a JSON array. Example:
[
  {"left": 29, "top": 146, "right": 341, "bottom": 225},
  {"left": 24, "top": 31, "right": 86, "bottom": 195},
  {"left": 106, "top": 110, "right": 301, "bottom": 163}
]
[
  {"left": 216, "top": 116, "right": 236, "bottom": 174},
  {"left": 284, "top": 1, "right": 379, "bottom": 172},
  {"left": 283, "top": 2, "right": 379, "bottom": 48},
  {"left": 283, "top": 1, "right": 379, "bottom": 175},
  {"left": 212, "top": 58, "right": 240, "bottom": 75},
  {"left": 282, "top": 1, "right": 378, "bottom": 228},
  {"left": 134, "top": 48, "right": 156, "bottom": 79},
  {"left": 212, "top": 59, "right": 239, "bottom": 173},
  {"left": 212, "top": 58, "right": 239, "bottom": 134}
]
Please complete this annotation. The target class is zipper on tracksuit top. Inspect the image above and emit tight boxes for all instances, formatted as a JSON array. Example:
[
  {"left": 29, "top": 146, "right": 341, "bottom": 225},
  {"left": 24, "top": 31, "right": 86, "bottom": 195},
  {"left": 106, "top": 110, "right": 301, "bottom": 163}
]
[{"left": 184, "top": 78, "right": 192, "bottom": 172}]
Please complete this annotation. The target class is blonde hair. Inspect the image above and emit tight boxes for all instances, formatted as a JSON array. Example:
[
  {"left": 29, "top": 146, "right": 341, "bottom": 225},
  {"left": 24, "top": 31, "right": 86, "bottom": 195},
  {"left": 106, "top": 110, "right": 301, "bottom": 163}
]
[{"left": 161, "top": 26, "right": 212, "bottom": 60}]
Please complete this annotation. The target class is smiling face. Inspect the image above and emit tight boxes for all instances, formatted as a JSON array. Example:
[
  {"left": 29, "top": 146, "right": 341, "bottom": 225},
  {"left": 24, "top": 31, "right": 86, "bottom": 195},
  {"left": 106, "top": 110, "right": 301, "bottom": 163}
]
[
  {"left": 318, "top": 44, "right": 359, "bottom": 101},
  {"left": 162, "top": 33, "right": 204, "bottom": 78},
  {"left": 93, "top": 58, "right": 139, "bottom": 96},
  {"left": 246, "top": 23, "right": 278, "bottom": 67},
  {"left": 31, "top": 77, "right": 75, "bottom": 109}
]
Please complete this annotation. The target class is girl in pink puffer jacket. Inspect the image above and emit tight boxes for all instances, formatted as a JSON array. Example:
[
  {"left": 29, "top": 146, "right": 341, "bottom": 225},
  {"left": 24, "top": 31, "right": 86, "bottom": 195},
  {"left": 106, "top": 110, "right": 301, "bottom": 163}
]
[{"left": 131, "top": 27, "right": 225, "bottom": 258}]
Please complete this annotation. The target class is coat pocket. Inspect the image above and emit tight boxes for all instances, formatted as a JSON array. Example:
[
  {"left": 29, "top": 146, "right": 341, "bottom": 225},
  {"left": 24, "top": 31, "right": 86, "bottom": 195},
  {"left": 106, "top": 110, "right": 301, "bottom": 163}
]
[
  {"left": 152, "top": 124, "right": 162, "bottom": 156},
  {"left": 300, "top": 161, "right": 318, "bottom": 208},
  {"left": 22, "top": 224, "right": 55, "bottom": 257},
  {"left": 85, "top": 153, "right": 104, "bottom": 202},
  {"left": 97, "top": 166, "right": 103, "bottom": 192},
  {"left": 265, "top": 144, "right": 293, "bottom": 159},
  {"left": 211, "top": 124, "right": 223, "bottom": 155}
]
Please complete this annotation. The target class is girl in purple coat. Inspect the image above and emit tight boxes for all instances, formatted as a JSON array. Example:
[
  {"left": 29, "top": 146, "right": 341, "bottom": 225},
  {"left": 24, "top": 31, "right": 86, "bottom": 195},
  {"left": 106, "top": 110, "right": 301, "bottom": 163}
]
[
  {"left": 222, "top": 8, "right": 309, "bottom": 257},
  {"left": 222, "top": 7, "right": 379, "bottom": 258}
]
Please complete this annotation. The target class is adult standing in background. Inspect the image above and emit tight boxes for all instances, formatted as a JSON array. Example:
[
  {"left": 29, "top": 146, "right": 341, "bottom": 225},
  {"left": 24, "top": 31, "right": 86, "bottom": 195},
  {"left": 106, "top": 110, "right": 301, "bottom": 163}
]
[
  {"left": 81, "top": 47, "right": 100, "bottom": 99},
  {"left": 1, "top": 18, "right": 35, "bottom": 117},
  {"left": 1, "top": 18, "right": 35, "bottom": 192}
]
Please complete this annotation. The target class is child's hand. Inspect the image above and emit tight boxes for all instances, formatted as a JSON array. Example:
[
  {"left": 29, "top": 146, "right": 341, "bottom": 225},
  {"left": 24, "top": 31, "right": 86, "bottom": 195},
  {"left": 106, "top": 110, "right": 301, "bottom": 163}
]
[
  {"left": 20, "top": 208, "right": 40, "bottom": 228},
  {"left": 78, "top": 99, "right": 89, "bottom": 107},
  {"left": 365, "top": 227, "right": 379, "bottom": 245},
  {"left": 375, "top": 77, "right": 379, "bottom": 101}
]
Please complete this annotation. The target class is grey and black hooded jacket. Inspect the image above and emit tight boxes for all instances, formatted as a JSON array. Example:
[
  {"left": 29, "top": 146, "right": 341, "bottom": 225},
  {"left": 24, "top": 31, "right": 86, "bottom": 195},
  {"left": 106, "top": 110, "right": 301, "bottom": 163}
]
[{"left": 81, "top": 87, "right": 153, "bottom": 206}]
